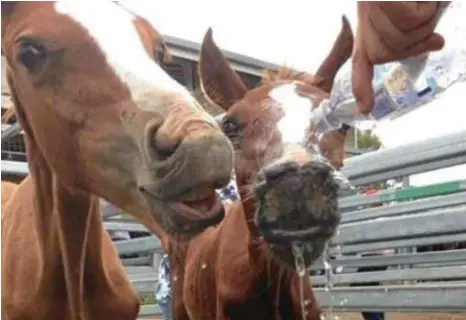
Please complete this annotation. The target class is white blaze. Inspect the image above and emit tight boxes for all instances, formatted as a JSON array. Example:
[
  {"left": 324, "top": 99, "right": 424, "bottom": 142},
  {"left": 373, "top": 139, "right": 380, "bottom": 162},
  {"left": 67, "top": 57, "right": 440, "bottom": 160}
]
[
  {"left": 269, "top": 83, "right": 313, "bottom": 144},
  {"left": 54, "top": 1, "right": 213, "bottom": 120}
]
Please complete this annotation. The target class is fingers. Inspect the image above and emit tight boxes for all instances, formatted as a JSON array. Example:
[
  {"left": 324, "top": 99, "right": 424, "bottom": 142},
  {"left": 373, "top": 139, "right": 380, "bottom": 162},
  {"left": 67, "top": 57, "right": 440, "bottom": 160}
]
[
  {"left": 402, "top": 32, "right": 445, "bottom": 58},
  {"left": 367, "top": 2, "right": 443, "bottom": 62},
  {"left": 352, "top": 43, "right": 375, "bottom": 115},
  {"left": 380, "top": 2, "right": 439, "bottom": 31},
  {"left": 351, "top": 1, "right": 447, "bottom": 115}
]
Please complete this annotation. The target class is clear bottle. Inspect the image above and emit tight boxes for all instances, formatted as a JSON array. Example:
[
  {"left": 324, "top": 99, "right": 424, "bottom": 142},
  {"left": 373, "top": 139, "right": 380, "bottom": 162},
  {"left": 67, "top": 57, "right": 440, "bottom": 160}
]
[{"left": 311, "top": 2, "right": 463, "bottom": 135}]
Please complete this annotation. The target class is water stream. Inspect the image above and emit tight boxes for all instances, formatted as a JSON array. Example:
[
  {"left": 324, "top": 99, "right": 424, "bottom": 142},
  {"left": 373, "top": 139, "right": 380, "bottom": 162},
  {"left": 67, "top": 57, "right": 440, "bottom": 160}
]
[{"left": 292, "top": 238, "right": 347, "bottom": 320}]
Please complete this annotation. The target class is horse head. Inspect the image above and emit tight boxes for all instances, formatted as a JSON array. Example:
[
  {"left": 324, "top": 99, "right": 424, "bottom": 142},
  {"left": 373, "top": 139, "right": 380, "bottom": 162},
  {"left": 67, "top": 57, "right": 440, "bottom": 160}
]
[
  {"left": 1, "top": 1, "right": 234, "bottom": 240},
  {"left": 198, "top": 17, "right": 353, "bottom": 268}
]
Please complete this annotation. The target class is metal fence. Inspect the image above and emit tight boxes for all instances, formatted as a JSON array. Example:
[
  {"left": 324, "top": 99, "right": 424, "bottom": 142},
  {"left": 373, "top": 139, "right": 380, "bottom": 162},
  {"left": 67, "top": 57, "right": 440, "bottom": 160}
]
[{"left": 2, "top": 129, "right": 466, "bottom": 315}]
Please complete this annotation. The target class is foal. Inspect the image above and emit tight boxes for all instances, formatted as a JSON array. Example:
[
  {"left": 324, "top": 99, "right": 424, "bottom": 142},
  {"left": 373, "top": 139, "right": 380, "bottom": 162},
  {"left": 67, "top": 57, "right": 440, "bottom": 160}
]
[
  {"left": 1, "top": 2, "right": 233, "bottom": 320},
  {"left": 167, "top": 17, "right": 353, "bottom": 320}
]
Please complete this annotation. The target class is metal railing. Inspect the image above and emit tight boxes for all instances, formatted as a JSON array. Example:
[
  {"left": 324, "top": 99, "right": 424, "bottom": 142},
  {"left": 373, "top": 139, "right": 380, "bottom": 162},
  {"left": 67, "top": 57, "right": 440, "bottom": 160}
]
[{"left": 3, "top": 130, "right": 466, "bottom": 314}]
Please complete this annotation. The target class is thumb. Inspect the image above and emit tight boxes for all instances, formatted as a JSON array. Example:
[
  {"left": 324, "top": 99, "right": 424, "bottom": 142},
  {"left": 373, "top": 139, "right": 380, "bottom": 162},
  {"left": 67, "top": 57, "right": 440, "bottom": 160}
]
[{"left": 352, "top": 47, "right": 374, "bottom": 115}]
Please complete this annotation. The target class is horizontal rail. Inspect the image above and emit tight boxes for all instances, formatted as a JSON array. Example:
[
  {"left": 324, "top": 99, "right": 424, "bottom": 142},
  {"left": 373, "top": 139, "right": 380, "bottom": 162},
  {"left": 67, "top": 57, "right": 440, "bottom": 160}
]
[
  {"left": 312, "top": 249, "right": 466, "bottom": 271},
  {"left": 335, "top": 206, "right": 466, "bottom": 245},
  {"left": 314, "top": 284, "right": 466, "bottom": 312},
  {"left": 1, "top": 122, "right": 21, "bottom": 144},
  {"left": 114, "top": 236, "right": 162, "bottom": 255},
  {"left": 1, "top": 160, "right": 28, "bottom": 176},
  {"left": 340, "top": 182, "right": 466, "bottom": 211},
  {"left": 139, "top": 304, "right": 162, "bottom": 317},
  {"left": 341, "top": 191, "right": 466, "bottom": 223},
  {"left": 105, "top": 221, "right": 148, "bottom": 233},
  {"left": 330, "top": 233, "right": 466, "bottom": 255},
  {"left": 122, "top": 256, "right": 152, "bottom": 266},
  {"left": 130, "top": 275, "right": 158, "bottom": 293},
  {"left": 125, "top": 266, "right": 156, "bottom": 274},
  {"left": 312, "top": 265, "right": 466, "bottom": 286},
  {"left": 342, "top": 129, "right": 466, "bottom": 185}
]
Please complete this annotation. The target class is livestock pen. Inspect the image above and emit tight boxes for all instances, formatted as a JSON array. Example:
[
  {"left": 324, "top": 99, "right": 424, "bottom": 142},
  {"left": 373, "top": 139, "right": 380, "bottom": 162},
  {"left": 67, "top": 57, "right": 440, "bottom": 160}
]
[{"left": 3, "top": 128, "right": 466, "bottom": 319}]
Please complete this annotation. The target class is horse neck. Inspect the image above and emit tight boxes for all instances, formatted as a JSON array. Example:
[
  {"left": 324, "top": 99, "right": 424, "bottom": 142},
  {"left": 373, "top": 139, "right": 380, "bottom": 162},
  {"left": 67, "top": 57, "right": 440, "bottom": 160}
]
[
  {"left": 27, "top": 139, "right": 104, "bottom": 318},
  {"left": 237, "top": 187, "right": 310, "bottom": 317}
]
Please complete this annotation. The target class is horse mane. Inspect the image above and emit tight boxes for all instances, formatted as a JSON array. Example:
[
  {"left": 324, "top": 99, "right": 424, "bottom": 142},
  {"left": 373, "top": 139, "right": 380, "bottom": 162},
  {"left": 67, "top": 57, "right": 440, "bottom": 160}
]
[
  {"left": 261, "top": 66, "right": 326, "bottom": 88},
  {"left": 2, "top": 107, "right": 16, "bottom": 123}
]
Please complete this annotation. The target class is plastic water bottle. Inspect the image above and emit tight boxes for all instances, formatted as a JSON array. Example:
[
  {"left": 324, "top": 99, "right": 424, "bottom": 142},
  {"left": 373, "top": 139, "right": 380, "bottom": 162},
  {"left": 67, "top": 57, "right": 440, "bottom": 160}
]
[{"left": 311, "top": 2, "right": 464, "bottom": 134}]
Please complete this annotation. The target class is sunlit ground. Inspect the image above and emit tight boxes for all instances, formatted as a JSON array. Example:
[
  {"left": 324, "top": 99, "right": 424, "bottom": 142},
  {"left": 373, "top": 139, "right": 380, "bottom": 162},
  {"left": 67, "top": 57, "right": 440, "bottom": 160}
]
[
  {"left": 336, "top": 313, "right": 466, "bottom": 320},
  {"left": 138, "top": 313, "right": 466, "bottom": 320}
]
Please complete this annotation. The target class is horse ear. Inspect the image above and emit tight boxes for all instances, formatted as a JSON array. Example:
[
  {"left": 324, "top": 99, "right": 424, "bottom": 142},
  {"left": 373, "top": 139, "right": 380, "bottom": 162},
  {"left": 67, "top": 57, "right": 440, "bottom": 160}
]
[
  {"left": 314, "top": 15, "right": 354, "bottom": 93},
  {"left": 198, "top": 28, "right": 248, "bottom": 110}
]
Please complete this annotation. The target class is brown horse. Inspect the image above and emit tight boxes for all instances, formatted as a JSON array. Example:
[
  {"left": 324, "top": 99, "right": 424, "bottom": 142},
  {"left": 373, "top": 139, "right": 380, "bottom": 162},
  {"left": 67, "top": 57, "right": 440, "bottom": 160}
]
[
  {"left": 165, "top": 18, "right": 353, "bottom": 320},
  {"left": 1, "top": 2, "right": 234, "bottom": 320},
  {"left": 1, "top": 180, "right": 18, "bottom": 208}
]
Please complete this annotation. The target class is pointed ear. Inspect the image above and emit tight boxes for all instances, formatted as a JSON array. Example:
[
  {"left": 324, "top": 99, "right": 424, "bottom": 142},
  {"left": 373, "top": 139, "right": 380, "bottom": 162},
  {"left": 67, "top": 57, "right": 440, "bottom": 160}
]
[
  {"left": 314, "top": 15, "right": 354, "bottom": 93},
  {"left": 198, "top": 28, "right": 248, "bottom": 111}
]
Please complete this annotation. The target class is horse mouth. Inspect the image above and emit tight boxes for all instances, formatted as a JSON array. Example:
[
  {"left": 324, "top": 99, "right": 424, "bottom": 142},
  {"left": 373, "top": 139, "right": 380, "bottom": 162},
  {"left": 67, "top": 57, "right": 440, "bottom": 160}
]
[
  {"left": 259, "top": 225, "right": 335, "bottom": 244},
  {"left": 140, "top": 186, "right": 225, "bottom": 238},
  {"left": 169, "top": 189, "right": 224, "bottom": 222}
]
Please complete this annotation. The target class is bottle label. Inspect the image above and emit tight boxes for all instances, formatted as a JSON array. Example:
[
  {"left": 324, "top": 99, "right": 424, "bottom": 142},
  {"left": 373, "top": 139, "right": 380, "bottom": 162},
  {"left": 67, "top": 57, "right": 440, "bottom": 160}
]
[
  {"left": 371, "top": 86, "right": 397, "bottom": 120},
  {"left": 384, "top": 65, "right": 420, "bottom": 109}
]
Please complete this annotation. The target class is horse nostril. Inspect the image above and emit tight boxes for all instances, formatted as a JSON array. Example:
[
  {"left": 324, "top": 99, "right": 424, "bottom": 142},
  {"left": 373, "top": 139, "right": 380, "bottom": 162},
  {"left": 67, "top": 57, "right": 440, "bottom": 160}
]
[
  {"left": 145, "top": 120, "right": 180, "bottom": 160},
  {"left": 263, "top": 162, "right": 300, "bottom": 185},
  {"left": 152, "top": 139, "right": 180, "bottom": 159}
]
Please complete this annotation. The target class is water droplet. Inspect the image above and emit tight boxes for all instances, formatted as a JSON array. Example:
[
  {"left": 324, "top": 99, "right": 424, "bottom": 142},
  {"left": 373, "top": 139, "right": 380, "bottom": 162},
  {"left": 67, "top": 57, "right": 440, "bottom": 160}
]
[
  {"left": 323, "top": 260, "right": 331, "bottom": 270},
  {"left": 173, "top": 275, "right": 178, "bottom": 282},
  {"left": 201, "top": 263, "right": 207, "bottom": 269},
  {"left": 334, "top": 245, "right": 342, "bottom": 256},
  {"left": 292, "top": 242, "right": 306, "bottom": 277},
  {"left": 292, "top": 241, "right": 309, "bottom": 320}
]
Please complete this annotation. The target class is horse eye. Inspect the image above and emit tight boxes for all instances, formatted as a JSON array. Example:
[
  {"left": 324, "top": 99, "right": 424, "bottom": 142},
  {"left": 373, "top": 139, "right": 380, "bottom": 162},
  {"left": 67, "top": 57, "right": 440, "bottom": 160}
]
[
  {"left": 17, "top": 40, "right": 47, "bottom": 73},
  {"left": 221, "top": 117, "right": 239, "bottom": 138}
]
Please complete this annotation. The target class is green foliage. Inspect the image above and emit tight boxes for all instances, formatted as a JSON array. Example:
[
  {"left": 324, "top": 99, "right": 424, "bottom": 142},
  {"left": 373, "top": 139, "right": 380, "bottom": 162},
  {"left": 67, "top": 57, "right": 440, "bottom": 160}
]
[
  {"left": 140, "top": 293, "right": 156, "bottom": 305},
  {"left": 355, "top": 129, "right": 382, "bottom": 150},
  {"left": 354, "top": 129, "right": 387, "bottom": 190}
]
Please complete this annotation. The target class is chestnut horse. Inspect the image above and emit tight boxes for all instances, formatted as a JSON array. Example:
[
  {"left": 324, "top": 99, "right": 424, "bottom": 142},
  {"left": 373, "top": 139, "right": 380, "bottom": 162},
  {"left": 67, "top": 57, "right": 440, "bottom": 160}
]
[
  {"left": 1, "top": 2, "right": 234, "bottom": 320},
  {"left": 165, "top": 18, "right": 353, "bottom": 320},
  {"left": 1, "top": 180, "right": 18, "bottom": 208}
]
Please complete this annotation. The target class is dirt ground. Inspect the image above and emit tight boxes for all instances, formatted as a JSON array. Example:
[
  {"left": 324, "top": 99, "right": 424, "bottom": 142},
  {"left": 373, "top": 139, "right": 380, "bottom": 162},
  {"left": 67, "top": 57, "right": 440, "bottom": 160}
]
[
  {"left": 140, "top": 313, "right": 466, "bottom": 320},
  {"left": 334, "top": 313, "right": 466, "bottom": 320}
]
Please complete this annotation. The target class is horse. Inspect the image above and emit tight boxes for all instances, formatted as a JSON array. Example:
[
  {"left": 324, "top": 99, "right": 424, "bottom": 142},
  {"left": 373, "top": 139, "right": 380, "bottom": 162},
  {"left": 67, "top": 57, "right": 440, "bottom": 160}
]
[
  {"left": 1, "top": 180, "right": 18, "bottom": 208},
  {"left": 165, "top": 17, "right": 354, "bottom": 320},
  {"left": 1, "top": 2, "right": 234, "bottom": 319}
]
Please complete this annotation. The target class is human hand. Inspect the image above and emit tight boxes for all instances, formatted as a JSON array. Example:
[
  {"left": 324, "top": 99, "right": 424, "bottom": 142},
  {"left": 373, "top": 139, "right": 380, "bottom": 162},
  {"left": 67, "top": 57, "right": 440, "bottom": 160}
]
[{"left": 352, "top": 1, "right": 448, "bottom": 114}]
